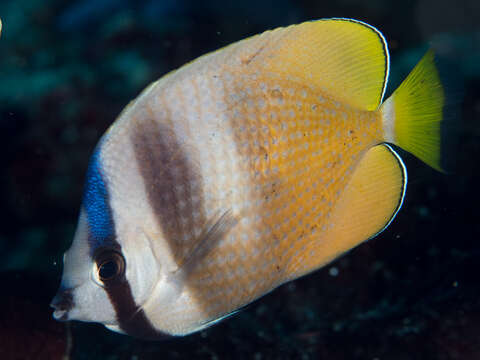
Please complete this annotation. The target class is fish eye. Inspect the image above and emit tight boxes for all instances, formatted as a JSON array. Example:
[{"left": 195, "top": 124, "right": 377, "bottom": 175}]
[{"left": 94, "top": 250, "right": 125, "bottom": 283}]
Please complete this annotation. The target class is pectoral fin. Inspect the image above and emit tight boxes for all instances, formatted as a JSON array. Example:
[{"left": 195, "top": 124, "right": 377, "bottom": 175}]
[{"left": 175, "top": 209, "right": 238, "bottom": 280}]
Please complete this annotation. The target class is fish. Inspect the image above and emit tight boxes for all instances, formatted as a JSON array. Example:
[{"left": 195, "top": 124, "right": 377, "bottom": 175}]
[{"left": 51, "top": 18, "right": 448, "bottom": 339}]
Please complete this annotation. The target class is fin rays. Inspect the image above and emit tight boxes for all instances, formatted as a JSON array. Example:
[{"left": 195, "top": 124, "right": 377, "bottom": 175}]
[
  {"left": 287, "top": 144, "right": 406, "bottom": 278},
  {"left": 175, "top": 209, "right": 238, "bottom": 279}
]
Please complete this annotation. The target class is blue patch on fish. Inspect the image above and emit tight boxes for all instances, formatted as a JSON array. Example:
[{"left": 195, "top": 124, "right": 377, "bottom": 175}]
[{"left": 83, "top": 142, "right": 115, "bottom": 252}]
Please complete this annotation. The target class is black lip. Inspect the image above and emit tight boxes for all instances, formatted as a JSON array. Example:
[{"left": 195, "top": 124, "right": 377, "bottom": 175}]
[{"left": 50, "top": 288, "right": 74, "bottom": 314}]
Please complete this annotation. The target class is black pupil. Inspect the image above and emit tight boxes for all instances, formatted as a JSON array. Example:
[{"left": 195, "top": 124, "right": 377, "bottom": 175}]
[{"left": 99, "top": 260, "right": 118, "bottom": 280}]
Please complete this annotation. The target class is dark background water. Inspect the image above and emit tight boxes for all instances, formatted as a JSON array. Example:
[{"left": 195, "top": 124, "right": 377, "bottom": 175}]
[{"left": 1, "top": 0, "right": 479, "bottom": 359}]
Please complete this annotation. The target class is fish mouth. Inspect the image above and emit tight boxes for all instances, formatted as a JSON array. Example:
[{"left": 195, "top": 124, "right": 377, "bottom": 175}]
[
  {"left": 50, "top": 287, "right": 75, "bottom": 321},
  {"left": 52, "top": 308, "right": 69, "bottom": 321}
]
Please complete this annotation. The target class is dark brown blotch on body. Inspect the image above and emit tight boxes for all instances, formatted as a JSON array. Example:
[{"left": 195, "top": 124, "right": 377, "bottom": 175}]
[
  {"left": 130, "top": 117, "right": 206, "bottom": 266},
  {"left": 130, "top": 115, "right": 243, "bottom": 323}
]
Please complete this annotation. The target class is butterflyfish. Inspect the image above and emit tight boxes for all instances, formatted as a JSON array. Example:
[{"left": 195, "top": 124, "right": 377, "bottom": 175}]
[{"left": 51, "top": 18, "right": 449, "bottom": 339}]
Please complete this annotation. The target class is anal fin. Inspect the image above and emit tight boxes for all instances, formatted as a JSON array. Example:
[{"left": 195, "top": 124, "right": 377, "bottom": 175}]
[{"left": 289, "top": 144, "right": 406, "bottom": 278}]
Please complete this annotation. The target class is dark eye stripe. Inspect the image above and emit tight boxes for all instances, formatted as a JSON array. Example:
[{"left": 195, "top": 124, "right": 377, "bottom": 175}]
[
  {"left": 100, "top": 240, "right": 169, "bottom": 339},
  {"left": 103, "top": 273, "right": 170, "bottom": 340},
  {"left": 84, "top": 138, "right": 168, "bottom": 339}
]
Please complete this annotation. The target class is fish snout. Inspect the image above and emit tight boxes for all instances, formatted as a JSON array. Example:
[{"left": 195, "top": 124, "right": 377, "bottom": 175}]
[{"left": 50, "top": 288, "right": 74, "bottom": 321}]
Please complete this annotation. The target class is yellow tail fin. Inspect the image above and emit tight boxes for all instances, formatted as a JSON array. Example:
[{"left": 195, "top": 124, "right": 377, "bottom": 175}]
[{"left": 380, "top": 50, "right": 445, "bottom": 171}]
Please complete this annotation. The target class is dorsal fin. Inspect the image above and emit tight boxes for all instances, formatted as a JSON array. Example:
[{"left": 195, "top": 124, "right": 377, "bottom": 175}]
[{"left": 231, "top": 18, "right": 389, "bottom": 110}]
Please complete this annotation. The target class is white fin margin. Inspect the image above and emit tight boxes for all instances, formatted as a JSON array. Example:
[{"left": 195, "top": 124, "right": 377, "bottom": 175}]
[
  {"left": 369, "top": 143, "right": 407, "bottom": 240},
  {"left": 328, "top": 17, "right": 390, "bottom": 104}
]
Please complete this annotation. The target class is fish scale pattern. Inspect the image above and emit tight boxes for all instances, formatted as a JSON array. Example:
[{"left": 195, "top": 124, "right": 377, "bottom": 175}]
[
  {"left": 178, "top": 55, "right": 384, "bottom": 323},
  {"left": 54, "top": 18, "right": 446, "bottom": 338},
  {"left": 98, "top": 23, "right": 386, "bottom": 332}
]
